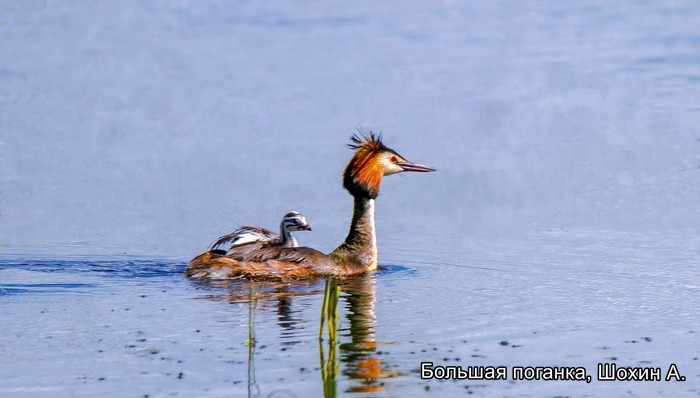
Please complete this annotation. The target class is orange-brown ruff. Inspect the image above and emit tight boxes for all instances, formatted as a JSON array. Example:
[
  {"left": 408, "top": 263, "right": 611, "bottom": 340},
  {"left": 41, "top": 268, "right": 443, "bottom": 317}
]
[{"left": 187, "top": 132, "right": 435, "bottom": 280}]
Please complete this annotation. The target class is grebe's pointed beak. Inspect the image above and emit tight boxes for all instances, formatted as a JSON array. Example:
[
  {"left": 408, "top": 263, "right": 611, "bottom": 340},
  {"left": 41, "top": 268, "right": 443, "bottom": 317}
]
[
  {"left": 396, "top": 161, "right": 436, "bottom": 172},
  {"left": 300, "top": 225, "right": 312, "bottom": 231}
]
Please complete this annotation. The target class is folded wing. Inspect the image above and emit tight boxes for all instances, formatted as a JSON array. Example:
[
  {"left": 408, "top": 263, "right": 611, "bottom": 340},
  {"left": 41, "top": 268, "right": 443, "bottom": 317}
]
[{"left": 209, "top": 226, "right": 277, "bottom": 251}]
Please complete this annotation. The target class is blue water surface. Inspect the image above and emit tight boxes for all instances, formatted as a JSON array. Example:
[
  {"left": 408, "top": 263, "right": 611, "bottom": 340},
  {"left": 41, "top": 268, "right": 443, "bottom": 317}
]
[{"left": 2, "top": 0, "right": 700, "bottom": 396}]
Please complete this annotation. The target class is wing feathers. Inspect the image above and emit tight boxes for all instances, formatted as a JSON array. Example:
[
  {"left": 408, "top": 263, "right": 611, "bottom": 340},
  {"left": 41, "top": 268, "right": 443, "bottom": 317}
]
[{"left": 209, "top": 226, "right": 276, "bottom": 251}]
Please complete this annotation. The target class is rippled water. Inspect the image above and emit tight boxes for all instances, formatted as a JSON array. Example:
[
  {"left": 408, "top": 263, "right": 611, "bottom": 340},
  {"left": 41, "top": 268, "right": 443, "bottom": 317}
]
[
  {"left": 2, "top": 0, "right": 700, "bottom": 396},
  {"left": 2, "top": 229, "right": 699, "bottom": 397}
]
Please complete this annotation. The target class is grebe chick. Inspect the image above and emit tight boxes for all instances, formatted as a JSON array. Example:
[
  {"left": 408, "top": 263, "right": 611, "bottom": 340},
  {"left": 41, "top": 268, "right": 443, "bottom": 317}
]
[
  {"left": 209, "top": 211, "right": 311, "bottom": 253},
  {"left": 187, "top": 132, "right": 435, "bottom": 280}
]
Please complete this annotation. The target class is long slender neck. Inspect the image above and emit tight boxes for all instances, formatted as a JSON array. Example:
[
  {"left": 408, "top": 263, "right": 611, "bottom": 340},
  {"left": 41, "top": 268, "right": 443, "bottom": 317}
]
[
  {"left": 278, "top": 222, "right": 297, "bottom": 247},
  {"left": 330, "top": 196, "right": 378, "bottom": 271}
]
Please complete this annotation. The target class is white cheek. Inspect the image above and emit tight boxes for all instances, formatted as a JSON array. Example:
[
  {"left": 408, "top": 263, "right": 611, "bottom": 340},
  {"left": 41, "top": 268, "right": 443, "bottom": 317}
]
[{"left": 383, "top": 163, "right": 404, "bottom": 175}]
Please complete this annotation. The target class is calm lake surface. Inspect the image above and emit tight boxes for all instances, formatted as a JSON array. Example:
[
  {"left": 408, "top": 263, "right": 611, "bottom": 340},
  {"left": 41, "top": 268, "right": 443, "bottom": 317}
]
[{"left": 2, "top": 0, "right": 700, "bottom": 397}]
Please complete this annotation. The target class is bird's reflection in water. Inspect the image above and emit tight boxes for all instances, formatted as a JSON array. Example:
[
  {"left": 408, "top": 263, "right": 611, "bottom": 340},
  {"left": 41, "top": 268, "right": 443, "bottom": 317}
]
[
  {"left": 337, "top": 273, "right": 399, "bottom": 394},
  {"left": 192, "top": 278, "right": 324, "bottom": 338},
  {"left": 191, "top": 272, "right": 397, "bottom": 398}
]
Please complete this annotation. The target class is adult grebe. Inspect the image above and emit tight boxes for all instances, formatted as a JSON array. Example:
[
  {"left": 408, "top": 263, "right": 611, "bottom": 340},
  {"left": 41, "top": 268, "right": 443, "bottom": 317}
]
[
  {"left": 187, "top": 132, "right": 435, "bottom": 280},
  {"left": 209, "top": 211, "right": 311, "bottom": 254}
]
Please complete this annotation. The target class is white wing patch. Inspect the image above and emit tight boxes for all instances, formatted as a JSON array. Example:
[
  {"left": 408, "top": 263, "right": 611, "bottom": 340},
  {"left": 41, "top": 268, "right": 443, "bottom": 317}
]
[
  {"left": 209, "top": 226, "right": 277, "bottom": 251},
  {"left": 232, "top": 230, "right": 270, "bottom": 245}
]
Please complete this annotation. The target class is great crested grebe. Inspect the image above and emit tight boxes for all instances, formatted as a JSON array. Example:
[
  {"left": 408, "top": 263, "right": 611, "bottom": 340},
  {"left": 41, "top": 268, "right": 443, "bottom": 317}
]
[
  {"left": 209, "top": 211, "right": 311, "bottom": 254},
  {"left": 187, "top": 132, "right": 435, "bottom": 279}
]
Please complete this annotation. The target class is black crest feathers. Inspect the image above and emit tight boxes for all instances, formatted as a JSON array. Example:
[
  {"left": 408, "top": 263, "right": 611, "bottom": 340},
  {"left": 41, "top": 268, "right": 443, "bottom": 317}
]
[{"left": 348, "top": 129, "right": 387, "bottom": 153}]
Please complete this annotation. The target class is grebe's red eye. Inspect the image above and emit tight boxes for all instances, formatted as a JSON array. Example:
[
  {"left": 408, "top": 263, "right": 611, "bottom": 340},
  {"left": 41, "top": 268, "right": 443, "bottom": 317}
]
[{"left": 390, "top": 156, "right": 398, "bottom": 163}]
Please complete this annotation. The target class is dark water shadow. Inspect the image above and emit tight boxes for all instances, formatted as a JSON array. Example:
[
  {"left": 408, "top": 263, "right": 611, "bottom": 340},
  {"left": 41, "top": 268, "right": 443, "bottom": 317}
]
[
  {"left": 0, "top": 258, "right": 186, "bottom": 279},
  {"left": 0, "top": 258, "right": 187, "bottom": 296},
  {"left": 0, "top": 282, "right": 99, "bottom": 296},
  {"left": 376, "top": 263, "right": 418, "bottom": 276}
]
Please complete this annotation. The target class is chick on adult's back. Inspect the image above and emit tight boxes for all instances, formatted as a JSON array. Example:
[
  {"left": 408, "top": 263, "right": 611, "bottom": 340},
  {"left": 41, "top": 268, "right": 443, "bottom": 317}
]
[
  {"left": 209, "top": 211, "right": 311, "bottom": 254},
  {"left": 187, "top": 132, "right": 434, "bottom": 280}
]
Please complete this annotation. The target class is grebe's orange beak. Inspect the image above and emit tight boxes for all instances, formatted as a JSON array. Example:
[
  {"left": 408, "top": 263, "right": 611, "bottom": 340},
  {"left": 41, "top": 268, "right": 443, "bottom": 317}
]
[{"left": 396, "top": 161, "right": 436, "bottom": 172}]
